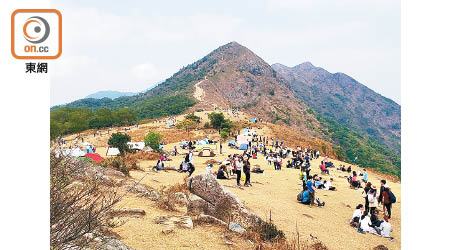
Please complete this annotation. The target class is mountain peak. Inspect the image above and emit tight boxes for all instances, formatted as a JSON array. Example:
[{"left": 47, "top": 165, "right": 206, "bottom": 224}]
[{"left": 294, "top": 62, "right": 315, "bottom": 70}]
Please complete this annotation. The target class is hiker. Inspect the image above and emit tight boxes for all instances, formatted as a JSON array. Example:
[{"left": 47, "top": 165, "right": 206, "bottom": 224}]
[
  {"left": 370, "top": 209, "right": 383, "bottom": 228},
  {"left": 243, "top": 159, "right": 252, "bottom": 186},
  {"left": 377, "top": 215, "right": 393, "bottom": 239},
  {"left": 153, "top": 160, "right": 164, "bottom": 171},
  {"left": 362, "top": 182, "right": 372, "bottom": 213},
  {"left": 350, "top": 204, "right": 364, "bottom": 228},
  {"left": 174, "top": 145, "right": 177, "bottom": 156},
  {"left": 205, "top": 163, "right": 214, "bottom": 175},
  {"left": 359, "top": 211, "right": 376, "bottom": 234},
  {"left": 220, "top": 142, "right": 223, "bottom": 154},
  {"left": 300, "top": 169, "right": 307, "bottom": 190},
  {"left": 367, "top": 185, "right": 378, "bottom": 215},
  {"left": 306, "top": 175, "right": 317, "bottom": 203},
  {"left": 381, "top": 185, "right": 394, "bottom": 219},
  {"left": 323, "top": 178, "right": 336, "bottom": 191},
  {"left": 217, "top": 166, "right": 228, "bottom": 179},
  {"left": 378, "top": 180, "right": 387, "bottom": 205},
  {"left": 320, "top": 162, "right": 329, "bottom": 175},
  {"left": 350, "top": 171, "right": 361, "bottom": 188},
  {"left": 362, "top": 169, "right": 368, "bottom": 183},
  {"left": 235, "top": 156, "right": 243, "bottom": 186},
  {"left": 347, "top": 165, "right": 352, "bottom": 173}
]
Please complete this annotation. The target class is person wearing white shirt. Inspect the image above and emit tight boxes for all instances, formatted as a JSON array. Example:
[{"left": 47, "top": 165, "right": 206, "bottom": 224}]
[
  {"left": 359, "top": 211, "right": 372, "bottom": 232},
  {"left": 350, "top": 204, "right": 364, "bottom": 227},
  {"left": 377, "top": 215, "right": 393, "bottom": 238},
  {"left": 235, "top": 157, "right": 243, "bottom": 186},
  {"left": 205, "top": 164, "right": 214, "bottom": 175}
]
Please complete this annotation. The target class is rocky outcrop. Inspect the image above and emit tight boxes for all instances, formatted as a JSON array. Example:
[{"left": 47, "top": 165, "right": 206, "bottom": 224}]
[
  {"left": 186, "top": 174, "right": 260, "bottom": 227},
  {"left": 107, "top": 208, "right": 146, "bottom": 218},
  {"left": 121, "top": 185, "right": 160, "bottom": 200},
  {"left": 154, "top": 215, "right": 194, "bottom": 229}
]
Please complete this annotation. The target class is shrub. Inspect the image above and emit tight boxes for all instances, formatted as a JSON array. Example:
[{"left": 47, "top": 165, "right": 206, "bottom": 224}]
[
  {"left": 107, "top": 133, "right": 131, "bottom": 155},
  {"left": 50, "top": 151, "right": 122, "bottom": 249},
  {"left": 144, "top": 131, "right": 163, "bottom": 152}
]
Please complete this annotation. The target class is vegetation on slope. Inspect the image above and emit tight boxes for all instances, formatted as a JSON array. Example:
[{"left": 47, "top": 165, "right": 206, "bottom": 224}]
[
  {"left": 313, "top": 110, "right": 401, "bottom": 178},
  {"left": 50, "top": 95, "right": 196, "bottom": 139}
]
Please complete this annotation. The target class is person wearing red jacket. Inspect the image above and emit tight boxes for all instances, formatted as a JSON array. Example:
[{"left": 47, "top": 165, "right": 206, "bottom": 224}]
[{"left": 381, "top": 185, "right": 392, "bottom": 219}]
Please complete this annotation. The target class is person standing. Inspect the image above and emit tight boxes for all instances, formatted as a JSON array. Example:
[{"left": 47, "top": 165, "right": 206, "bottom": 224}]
[
  {"left": 174, "top": 145, "right": 177, "bottom": 156},
  {"left": 243, "top": 159, "right": 251, "bottom": 187},
  {"left": 378, "top": 180, "right": 387, "bottom": 204},
  {"left": 362, "top": 169, "right": 368, "bottom": 183},
  {"left": 367, "top": 185, "right": 378, "bottom": 215},
  {"left": 382, "top": 185, "right": 393, "bottom": 219},
  {"left": 220, "top": 142, "right": 223, "bottom": 155},
  {"left": 235, "top": 157, "right": 243, "bottom": 186},
  {"left": 362, "top": 182, "right": 372, "bottom": 213}
]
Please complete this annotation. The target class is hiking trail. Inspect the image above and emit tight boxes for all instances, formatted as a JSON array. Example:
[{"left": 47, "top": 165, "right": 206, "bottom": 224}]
[{"left": 194, "top": 77, "right": 206, "bottom": 102}]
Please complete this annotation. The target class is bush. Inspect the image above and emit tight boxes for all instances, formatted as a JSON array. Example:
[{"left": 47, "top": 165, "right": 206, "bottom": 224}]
[
  {"left": 144, "top": 131, "right": 163, "bottom": 152},
  {"left": 50, "top": 151, "right": 122, "bottom": 249},
  {"left": 107, "top": 133, "right": 131, "bottom": 155}
]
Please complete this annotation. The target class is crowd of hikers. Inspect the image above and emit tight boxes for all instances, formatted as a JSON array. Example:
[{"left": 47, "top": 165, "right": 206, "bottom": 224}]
[{"left": 151, "top": 125, "right": 397, "bottom": 242}]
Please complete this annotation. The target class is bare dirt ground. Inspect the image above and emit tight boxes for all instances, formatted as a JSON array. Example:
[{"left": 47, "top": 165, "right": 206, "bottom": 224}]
[{"left": 61, "top": 111, "right": 401, "bottom": 250}]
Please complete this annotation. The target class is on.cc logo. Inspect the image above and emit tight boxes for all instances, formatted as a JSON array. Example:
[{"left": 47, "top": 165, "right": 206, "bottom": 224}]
[{"left": 23, "top": 16, "right": 50, "bottom": 44}]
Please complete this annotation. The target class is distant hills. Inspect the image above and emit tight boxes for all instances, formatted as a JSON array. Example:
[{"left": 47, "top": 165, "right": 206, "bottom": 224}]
[
  {"left": 52, "top": 42, "right": 401, "bottom": 177},
  {"left": 272, "top": 62, "right": 401, "bottom": 154},
  {"left": 85, "top": 90, "right": 138, "bottom": 100}
]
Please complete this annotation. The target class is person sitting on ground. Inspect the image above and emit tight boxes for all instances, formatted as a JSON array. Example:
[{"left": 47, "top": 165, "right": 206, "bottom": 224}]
[
  {"left": 217, "top": 166, "right": 228, "bottom": 179},
  {"left": 153, "top": 160, "right": 164, "bottom": 171},
  {"left": 298, "top": 190, "right": 325, "bottom": 206},
  {"left": 179, "top": 161, "right": 189, "bottom": 172},
  {"left": 350, "top": 171, "right": 361, "bottom": 188},
  {"left": 205, "top": 163, "right": 214, "bottom": 175},
  {"left": 251, "top": 166, "right": 264, "bottom": 174},
  {"left": 377, "top": 215, "right": 393, "bottom": 239},
  {"left": 315, "top": 177, "right": 324, "bottom": 189},
  {"left": 359, "top": 211, "right": 376, "bottom": 234},
  {"left": 324, "top": 178, "right": 337, "bottom": 191},
  {"left": 320, "top": 162, "right": 329, "bottom": 175},
  {"left": 350, "top": 204, "right": 364, "bottom": 228},
  {"left": 347, "top": 165, "right": 352, "bottom": 173},
  {"left": 370, "top": 209, "right": 383, "bottom": 228}
]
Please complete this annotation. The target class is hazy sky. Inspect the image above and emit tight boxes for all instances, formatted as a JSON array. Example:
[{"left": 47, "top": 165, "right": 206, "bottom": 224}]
[{"left": 51, "top": 0, "right": 400, "bottom": 106}]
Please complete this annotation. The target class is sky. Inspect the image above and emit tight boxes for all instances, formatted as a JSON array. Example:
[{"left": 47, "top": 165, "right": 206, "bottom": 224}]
[{"left": 51, "top": 0, "right": 400, "bottom": 106}]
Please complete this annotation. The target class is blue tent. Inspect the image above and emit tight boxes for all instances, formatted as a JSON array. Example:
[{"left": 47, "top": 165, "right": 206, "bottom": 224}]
[
  {"left": 238, "top": 143, "right": 248, "bottom": 150},
  {"left": 228, "top": 140, "right": 236, "bottom": 146},
  {"left": 250, "top": 118, "right": 257, "bottom": 123}
]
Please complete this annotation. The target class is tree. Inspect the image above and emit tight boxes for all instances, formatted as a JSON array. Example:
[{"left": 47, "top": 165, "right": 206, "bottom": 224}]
[
  {"left": 176, "top": 119, "right": 198, "bottom": 132},
  {"left": 220, "top": 128, "right": 230, "bottom": 140},
  {"left": 185, "top": 113, "right": 201, "bottom": 123},
  {"left": 144, "top": 131, "right": 163, "bottom": 152},
  {"left": 208, "top": 112, "right": 233, "bottom": 133},
  {"left": 107, "top": 133, "right": 131, "bottom": 155}
]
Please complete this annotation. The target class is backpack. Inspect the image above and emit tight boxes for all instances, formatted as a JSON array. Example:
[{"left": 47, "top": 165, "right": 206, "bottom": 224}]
[{"left": 389, "top": 191, "right": 396, "bottom": 203}]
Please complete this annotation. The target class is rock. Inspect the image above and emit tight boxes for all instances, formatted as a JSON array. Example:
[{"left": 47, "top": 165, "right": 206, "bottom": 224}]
[
  {"left": 121, "top": 185, "right": 160, "bottom": 200},
  {"left": 225, "top": 241, "right": 233, "bottom": 245},
  {"left": 373, "top": 245, "right": 389, "bottom": 250},
  {"left": 86, "top": 237, "right": 135, "bottom": 250},
  {"left": 162, "top": 227, "right": 174, "bottom": 235},
  {"left": 154, "top": 215, "right": 193, "bottom": 229},
  {"left": 108, "top": 208, "right": 146, "bottom": 217},
  {"left": 229, "top": 222, "right": 245, "bottom": 233},
  {"left": 187, "top": 174, "right": 260, "bottom": 226},
  {"left": 194, "top": 214, "right": 227, "bottom": 226},
  {"left": 173, "top": 192, "right": 188, "bottom": 205}
]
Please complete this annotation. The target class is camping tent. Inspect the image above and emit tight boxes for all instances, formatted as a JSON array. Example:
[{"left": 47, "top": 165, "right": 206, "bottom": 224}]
[
  {"left": 127, "top": 142, "right": 145, "bottom": 151},
  {"left": 198, "top": 148, "right": 216, "bottom": 157},
  {"left": 85, "top": 153, "right": 104, "bottom": 163},
  {"left": 228, "top": 140, "right": 236, "bottom": 146},
  {"left": 60, "top": 148, "right": 85, "bottom": 157},
  {"left": 106, "top": 147, "right": 120, "bottom": 156},
  {"left": 250, "top": 118, "right": 257, "bottom": 123},
  {"left": 238, "top": 143, "right": 249, "bottom": 150}
]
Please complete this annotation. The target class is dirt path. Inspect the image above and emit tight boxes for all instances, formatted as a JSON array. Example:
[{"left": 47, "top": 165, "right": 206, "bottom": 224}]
[{"left": 193, "top": 77, "right": 206, "bottom": 102}]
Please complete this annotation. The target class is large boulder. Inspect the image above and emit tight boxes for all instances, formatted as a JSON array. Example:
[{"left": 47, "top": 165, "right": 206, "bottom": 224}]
[{"left": 187, "top": 174, "right": 260, "bottom": 227}]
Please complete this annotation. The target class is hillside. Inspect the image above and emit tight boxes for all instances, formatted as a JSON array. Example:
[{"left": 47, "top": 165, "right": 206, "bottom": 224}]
[
  {"left": 51, "top": 42, "right": 400, "bottom": 177},
  {"left": 272, "top": 63, "right": 401, "bottom": 154}
]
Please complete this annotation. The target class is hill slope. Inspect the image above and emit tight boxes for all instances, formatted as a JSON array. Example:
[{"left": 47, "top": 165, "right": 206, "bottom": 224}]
[
  {"left": 272, "top": 62, "right": 401, "bottom": 154},
  {"left": 51, "top": 42, "right": 400, "bottom": 177}
]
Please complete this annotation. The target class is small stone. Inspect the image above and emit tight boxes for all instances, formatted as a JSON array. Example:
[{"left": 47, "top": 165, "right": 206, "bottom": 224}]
[
  {"left": 225, "top": 241, "right": 233, "bottom": 245},
  {"left": 228, "top": 222, "right": 245, "bottom": 233}
]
